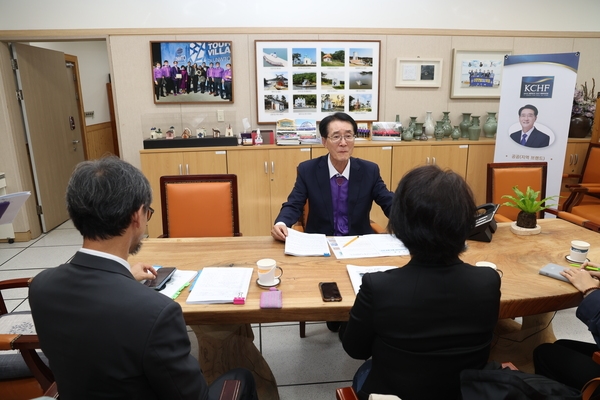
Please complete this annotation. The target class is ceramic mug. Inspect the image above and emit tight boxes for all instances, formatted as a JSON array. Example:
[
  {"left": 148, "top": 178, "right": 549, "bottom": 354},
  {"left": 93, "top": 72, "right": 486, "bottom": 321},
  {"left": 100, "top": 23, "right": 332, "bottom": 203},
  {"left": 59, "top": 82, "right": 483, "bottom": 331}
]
[
  {"left": 256, "top": 258, "right": 283, "bottom": 286},
  {"left": 475, "top": 261, "right": 503, "bottom": 277},
  {"left": 570, "top": 240, "right": 590, "bottom": 263}
]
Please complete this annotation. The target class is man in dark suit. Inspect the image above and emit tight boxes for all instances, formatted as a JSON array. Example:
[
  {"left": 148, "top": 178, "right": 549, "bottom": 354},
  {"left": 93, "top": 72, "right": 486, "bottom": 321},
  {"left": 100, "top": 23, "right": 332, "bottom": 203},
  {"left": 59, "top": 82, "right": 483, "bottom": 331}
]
[
  {"left": 271, "top": 112, "right": 393, "bottom": 240},
  {"left": 29, "top": 156, "right": 257, "bottom": 400},
  {"left": 510, "top": 104, "right": 550, "bottom": 148}
]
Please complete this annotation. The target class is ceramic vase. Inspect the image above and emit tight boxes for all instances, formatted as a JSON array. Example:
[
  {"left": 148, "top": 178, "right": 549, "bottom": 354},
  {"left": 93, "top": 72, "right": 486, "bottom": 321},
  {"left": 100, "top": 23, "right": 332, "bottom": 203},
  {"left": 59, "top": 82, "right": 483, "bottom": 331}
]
[
  {"left": 459, "top": 113, "right": 472, "bottom": 138},
  {"left": 468, "top": 116, "right": 481, "bottom": 141},
  {"left": 434, "top": 121, "right": 445, "bottom": 141},
  {"left": 451, "top": 126, "right": 461, "bottom": 140},
  {"left": 394, "top": 114, "right": 404, "bottom": 135},
  {"left": 483, "top": 112, "right": 498, "bottom": 138},
  {"left": 424, "top": 111, "right": 435, "bottom": 138},
  {"left": 402, "top": 125, "right": 414, "bottom": 141},
  {"left": 414, "top": 122, "right": 424, "bottom": 140},
  {"left": 408, "top": 116, "right": 417, "bottom": 132},
  {"left": 568, "top": 115, "right": 593, "bottom": 138},
  {"left": 441, "top": 111, "right": 452, "bottom": 137}
]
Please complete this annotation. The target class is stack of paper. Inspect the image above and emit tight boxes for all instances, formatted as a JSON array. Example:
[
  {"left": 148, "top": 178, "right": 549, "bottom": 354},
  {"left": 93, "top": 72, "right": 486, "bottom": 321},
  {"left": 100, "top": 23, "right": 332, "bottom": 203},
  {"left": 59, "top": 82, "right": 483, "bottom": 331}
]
[
  {"left": 328, "top": 234, "right": 409, "bottom": 259},
  {"left": 284, "top": 229, "right": 330, "bottom": 256},
  {"left": 346, "top": 264, "right": 398, "bottom": 295},
  {"left": 157, "top": 270, "right": 198, "bottom": 299},
  {"left": 187, "top": 267, "right": 253, "bottom": 304}
]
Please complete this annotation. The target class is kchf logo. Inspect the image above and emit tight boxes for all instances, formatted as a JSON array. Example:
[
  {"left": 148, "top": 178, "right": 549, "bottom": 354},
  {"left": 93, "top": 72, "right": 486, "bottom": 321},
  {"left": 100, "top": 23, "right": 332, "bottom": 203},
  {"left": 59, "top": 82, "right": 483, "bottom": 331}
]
[{"left": 520, "top": 76, "right": 554, "bottom": 98}]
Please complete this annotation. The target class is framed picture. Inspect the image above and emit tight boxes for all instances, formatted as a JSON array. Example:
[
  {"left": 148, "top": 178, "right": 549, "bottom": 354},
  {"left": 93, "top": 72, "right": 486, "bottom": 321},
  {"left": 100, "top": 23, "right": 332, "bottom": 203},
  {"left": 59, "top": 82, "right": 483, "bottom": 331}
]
[
  {"left": 395, "top": 58, "right": 442, "bottom": 88},
  {"left": 255, "top": 40, "right": 380, "bottom": 124},
  {"left": 450, "top": 49, "right": 512, "bottom": 99},
  {"left": 150, "top": 41, "right": 233, "bottom": 104}
]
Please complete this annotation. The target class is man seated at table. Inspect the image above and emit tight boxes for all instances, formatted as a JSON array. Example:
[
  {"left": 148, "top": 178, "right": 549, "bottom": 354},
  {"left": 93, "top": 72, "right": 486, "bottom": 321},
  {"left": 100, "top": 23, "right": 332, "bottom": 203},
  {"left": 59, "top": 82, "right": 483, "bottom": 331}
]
[
  {"left": 29, "top": 156, "right": 258, "bottom": 400},
  {"left": 271, "top": 112, "right": 393, "bottom": 241}
]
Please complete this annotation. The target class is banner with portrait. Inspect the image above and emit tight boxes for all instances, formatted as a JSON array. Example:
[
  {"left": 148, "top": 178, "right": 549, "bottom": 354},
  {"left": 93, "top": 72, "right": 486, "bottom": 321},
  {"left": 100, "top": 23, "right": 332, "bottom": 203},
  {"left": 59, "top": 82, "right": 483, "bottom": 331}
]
[{"left": 494, "top": 53, "right": 580, "bottom": 202}]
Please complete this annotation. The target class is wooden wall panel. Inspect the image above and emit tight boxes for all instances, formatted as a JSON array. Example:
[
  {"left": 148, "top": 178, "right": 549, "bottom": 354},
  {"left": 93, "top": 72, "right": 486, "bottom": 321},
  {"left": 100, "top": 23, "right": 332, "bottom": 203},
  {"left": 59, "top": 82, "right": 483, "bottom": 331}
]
[{"left": 85, "top": 121, "right": 116, "bottom": 160}]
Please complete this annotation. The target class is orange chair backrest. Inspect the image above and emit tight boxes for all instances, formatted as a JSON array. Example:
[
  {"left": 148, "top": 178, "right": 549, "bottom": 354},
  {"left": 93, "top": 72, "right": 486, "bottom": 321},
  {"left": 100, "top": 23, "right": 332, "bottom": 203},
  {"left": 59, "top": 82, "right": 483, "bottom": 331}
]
[
  {"left": 582, "top": 143, "right": 600, "bottom": 184},
  {"left": 487, "top": 162, "right": 547, "bottom": 221}
]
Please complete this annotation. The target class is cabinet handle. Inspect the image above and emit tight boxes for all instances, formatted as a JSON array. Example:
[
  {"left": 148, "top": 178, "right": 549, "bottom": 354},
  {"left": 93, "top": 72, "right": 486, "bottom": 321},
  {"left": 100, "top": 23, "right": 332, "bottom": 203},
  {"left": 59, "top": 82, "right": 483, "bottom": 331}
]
[
  {"left": 264, "top": 161, "right": 268, "bottom": 174},
  {"left": 570, "top": 154, "right": 573, "bottom": 165},
  {"left": 426, "top": 157, "right": 430, "bottom": 165},
  {"left": 179, "top": 164, "right": 182, "bottom": 175},
  {"left": 186, "top": 164, "right": 189, "bottom": 175},
  {"left": 575, "top": 154, "right": 579, "bottom": 165},
  {"left": 432, "top": 157, "right": 436, "bottom": 165},
  {"left": 271, "top": 161, "right": 275, "bottom": 174}
]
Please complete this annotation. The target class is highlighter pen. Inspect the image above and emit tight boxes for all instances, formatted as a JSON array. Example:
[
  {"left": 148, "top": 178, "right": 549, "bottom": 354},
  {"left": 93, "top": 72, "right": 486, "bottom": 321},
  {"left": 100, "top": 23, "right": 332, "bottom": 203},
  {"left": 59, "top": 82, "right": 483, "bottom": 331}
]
[
  {"left": 343, "top": 236, "right": 360, "bottom": 248},
  {"left": 585, "top": 266, "right": 600, "bottom": 271}
]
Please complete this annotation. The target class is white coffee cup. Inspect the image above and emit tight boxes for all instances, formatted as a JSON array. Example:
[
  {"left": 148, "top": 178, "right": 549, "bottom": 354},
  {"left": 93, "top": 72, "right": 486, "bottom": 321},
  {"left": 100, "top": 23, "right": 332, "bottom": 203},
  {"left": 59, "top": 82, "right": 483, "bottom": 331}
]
[
  {"left": 570, "top": 240, "right": 590, "bottom": 263},
  {"left": 475, "top": 261, "right": 497, "bottom": 270},
  {"left": 256, "top": 258, "right": 283, "bottom": 285}
]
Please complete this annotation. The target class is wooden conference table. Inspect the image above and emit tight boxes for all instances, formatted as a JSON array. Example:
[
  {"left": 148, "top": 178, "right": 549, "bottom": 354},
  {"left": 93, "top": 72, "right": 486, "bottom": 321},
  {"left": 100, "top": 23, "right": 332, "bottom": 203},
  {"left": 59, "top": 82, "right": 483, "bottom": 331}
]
[{"left": 131, "top": 219, "right": 598, "bottom": 396}]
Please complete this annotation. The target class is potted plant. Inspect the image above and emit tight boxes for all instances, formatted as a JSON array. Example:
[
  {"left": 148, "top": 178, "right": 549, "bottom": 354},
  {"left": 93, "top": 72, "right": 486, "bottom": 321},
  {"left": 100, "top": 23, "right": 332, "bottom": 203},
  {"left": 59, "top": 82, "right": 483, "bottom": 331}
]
[{"left": 502, "top": 186, "right": 558, "bottom": 234}]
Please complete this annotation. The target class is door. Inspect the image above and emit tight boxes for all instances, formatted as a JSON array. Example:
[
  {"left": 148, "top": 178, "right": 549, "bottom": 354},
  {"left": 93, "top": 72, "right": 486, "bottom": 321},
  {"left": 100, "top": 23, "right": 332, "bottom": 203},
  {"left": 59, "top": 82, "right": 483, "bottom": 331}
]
[{"left": 11, "top": 43, "right": 85, "bottom": 232}]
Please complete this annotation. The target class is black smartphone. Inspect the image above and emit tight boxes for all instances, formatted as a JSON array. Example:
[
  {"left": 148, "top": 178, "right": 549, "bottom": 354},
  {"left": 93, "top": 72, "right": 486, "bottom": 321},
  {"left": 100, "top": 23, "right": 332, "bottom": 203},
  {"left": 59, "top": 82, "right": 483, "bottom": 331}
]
[
  {"left": 319, "top": 282, "right": 342, "bottom": 302},
  {"left": 144, "top": 267, "right": 176, "bottom": 290}
]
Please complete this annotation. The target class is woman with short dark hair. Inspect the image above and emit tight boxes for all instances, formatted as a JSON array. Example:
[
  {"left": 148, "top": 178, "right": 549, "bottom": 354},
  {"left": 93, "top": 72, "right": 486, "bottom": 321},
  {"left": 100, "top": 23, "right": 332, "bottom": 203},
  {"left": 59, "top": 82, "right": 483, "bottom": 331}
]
[{"left": 342, "top": 165, "right": 501, "bottom": 400}]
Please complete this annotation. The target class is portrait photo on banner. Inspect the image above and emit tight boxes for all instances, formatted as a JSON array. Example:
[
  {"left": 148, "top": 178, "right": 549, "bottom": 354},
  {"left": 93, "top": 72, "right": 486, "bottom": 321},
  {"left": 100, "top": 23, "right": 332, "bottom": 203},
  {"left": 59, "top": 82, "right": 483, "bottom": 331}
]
[{"left": 150, "top": 41, "right": 233, "bottom": 104}]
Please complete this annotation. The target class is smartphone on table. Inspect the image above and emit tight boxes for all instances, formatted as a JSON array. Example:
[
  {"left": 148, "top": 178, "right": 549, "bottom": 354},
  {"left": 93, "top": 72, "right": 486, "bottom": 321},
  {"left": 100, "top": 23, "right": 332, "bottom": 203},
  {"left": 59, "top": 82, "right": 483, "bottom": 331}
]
[
  {"left": 144, "top": 267, "right": 176, "bottom": 290},
  {"left": 319, "top": 282, "right": 342, "bottom": 302},
  {"left": 539, "top": 263, "right": 569, "bottom": 283}
]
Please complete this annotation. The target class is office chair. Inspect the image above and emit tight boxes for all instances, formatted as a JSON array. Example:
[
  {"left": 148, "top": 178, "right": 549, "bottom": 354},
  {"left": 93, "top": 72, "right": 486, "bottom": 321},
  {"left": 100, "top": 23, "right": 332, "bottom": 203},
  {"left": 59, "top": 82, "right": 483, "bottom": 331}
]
[
  {"left": 561, "top": 143, "right": 600, "bottom": 225},
  {"left": 0, "top": 278, "right": 54, "bottom": 400},
  {"left": 486, "top": 162, "right": 548, "bottom": 222},
  {"left": 160, "top": 174, "right": 241, "bottom": 238}
]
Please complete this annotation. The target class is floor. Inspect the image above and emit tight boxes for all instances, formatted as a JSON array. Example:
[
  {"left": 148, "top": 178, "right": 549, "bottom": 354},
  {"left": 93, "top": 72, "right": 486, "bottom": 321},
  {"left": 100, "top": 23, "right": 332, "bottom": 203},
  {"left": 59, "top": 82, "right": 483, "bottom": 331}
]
[{"left": 0, "top": 220, "right": 595, "bottom": 399}]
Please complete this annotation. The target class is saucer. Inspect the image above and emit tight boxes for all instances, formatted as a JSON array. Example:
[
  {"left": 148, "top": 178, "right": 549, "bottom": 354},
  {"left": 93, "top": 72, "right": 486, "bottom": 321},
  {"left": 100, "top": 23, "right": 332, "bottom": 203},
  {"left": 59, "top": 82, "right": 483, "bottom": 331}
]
[
  {"left": 565, "top": 254, "right": 590, "bottom": 264},
  {"left": 256, "top": 278, "right": 280, "bottom": 288}
]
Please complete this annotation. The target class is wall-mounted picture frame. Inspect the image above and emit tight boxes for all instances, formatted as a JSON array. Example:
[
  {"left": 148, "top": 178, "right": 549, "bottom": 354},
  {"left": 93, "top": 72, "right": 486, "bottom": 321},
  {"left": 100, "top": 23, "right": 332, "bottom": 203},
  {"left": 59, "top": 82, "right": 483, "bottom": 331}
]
[
  {"left": 395, "top": 58, "right": 442, "bottom": 88},
  {"left": 255, "top": 40, "right": 380, "bottom": 124},
  {"left": 450, "top": 49, "right": 511, "bottom": 99},
  {"left": 151, "top": 41, "right": 233, "bottom": 104}
]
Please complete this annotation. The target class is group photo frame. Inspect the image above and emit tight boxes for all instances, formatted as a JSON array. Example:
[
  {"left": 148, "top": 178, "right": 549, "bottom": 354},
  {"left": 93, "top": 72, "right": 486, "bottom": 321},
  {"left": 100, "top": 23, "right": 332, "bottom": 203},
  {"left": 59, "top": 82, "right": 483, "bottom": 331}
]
[
  {"left": 255, "top": 40, "right": 380, "bottom": 124},
  {"left": 395, "top": 58, "right": 443, "bottom": 88},
  {"left": 151, "top": 41, "right": 233, "bottom": 104},
  {"left": 450, "top": 49, "right": 511, "bottom": 99}
]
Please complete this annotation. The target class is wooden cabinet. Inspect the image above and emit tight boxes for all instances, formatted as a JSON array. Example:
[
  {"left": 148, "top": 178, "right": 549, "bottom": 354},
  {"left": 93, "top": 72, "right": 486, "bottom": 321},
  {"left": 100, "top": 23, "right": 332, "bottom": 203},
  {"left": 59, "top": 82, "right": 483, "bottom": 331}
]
[
  {"left": 227, "top": 147, "right": 311, "bottom": 236},
  {"left": 140, "top": 149, "right": 228, "bottom": 237},
  {"left": 563, "top": 141, "right": 589, "bottom": 175},
  {"left": 465, "top": 143, "right": 496, "bottom": 205}
]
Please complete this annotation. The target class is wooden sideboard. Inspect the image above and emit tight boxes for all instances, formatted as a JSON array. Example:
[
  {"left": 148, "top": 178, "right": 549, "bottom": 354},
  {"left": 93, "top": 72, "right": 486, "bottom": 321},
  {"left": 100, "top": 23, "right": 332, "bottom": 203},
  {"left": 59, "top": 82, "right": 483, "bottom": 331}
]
[{"left": 140, "top": 138, "right": 590, "bottom": 237}]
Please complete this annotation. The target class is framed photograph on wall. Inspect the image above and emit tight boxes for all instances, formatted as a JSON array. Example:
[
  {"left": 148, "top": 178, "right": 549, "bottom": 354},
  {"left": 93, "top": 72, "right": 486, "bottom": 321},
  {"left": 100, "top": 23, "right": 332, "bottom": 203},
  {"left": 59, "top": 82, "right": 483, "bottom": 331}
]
[
  {"left": 151, "top": 41, "right": 233, "bottom": 104},
  {"left": 450, "top": 49, "right": 511, "bottom": 99},
  {"left": 255, "top": 40, "right": 380, "bottom": 124},
  {"left": 395, "top": 58, "right": 442, "bottom": 88}
]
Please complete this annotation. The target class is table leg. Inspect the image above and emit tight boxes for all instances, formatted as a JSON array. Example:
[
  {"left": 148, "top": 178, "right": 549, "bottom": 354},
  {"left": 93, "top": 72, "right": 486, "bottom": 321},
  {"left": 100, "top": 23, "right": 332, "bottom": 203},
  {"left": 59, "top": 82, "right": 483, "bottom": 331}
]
[
  {"left": 191, "top": 323, "right": 280, "bottom": 400},
  {"left": 489, "top": 312, "right": 557, "bottom": 373}
]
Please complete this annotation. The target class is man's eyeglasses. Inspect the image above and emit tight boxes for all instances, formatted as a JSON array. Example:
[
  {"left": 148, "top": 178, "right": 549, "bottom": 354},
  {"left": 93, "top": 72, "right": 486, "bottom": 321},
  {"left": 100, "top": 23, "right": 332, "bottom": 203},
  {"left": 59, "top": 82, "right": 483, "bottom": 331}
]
[
  {"left": 328, "top": 135, "right": 355, "bottom": 143},
  {"left": 146, "top": 206, "right": 154, "bottom": 221}
]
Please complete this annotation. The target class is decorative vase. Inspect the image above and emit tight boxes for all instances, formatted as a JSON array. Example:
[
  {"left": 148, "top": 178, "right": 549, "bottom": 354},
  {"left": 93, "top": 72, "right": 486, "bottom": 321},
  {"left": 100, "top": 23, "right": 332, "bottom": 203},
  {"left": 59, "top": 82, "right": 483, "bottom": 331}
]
[
  {"left": 460, "top": 113, "right": 472, "bottom": 138},
  {"left": 408, "top": 116, "right": 417, "bottom": 133},
  {"left": 424, "top": 111, "right": 435, "bottom": 138},
  {"left": 394, "top": 114, "right": 404, "bottom": 136},
  {"left": 568, "top": 115, "right": 593, "bottom": 138},
  {"left": 483, "top": 112, "right": 498, "bottom": 138},
  {"left": 414, "top": 122, "right": 424, "bottom": 141},
  {"left": 468, "top": 116, "right": 481, "bottom": 141},
  {"left": 451, "top": 126, "right": 461, "bottom": 140},
  {"left": 441, "top": 111, "right": 452, "bottom": 137},
  {"left": 402, "top": 125, "right": 414, "bottom": 141},
  {"left": 434, "top": 121, "right": 445, "bottom": 141}
]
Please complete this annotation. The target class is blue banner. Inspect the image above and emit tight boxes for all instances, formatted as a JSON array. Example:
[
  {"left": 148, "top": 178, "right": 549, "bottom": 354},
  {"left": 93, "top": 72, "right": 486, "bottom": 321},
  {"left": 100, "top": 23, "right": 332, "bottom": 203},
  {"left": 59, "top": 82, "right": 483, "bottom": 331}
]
[{"left": 159, "top": 42, "right": 232, "bottom": 66}]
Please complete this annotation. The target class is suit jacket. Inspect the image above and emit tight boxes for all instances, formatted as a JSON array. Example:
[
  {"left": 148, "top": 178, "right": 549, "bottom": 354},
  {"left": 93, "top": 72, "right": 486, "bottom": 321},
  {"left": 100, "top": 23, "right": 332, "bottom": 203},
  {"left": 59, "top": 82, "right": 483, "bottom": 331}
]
[
  {"left": 510, "top": 127, "right": 550, "bottom": 148},
  {"left": 342, "top": 258, "right": 501, "bottom": 400},
  {"left": 29, "top": 252, "right": 207, "bottom": 400},
  {"left": 274, "top": 155, "right": 393, "bottom": 236}
]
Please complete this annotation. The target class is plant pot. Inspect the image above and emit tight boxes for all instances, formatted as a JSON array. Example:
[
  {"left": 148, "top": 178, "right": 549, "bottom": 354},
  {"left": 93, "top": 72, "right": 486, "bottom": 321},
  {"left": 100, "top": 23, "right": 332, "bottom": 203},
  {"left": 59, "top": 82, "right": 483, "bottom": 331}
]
[
  {"left": 568, "top": 115, "right": 593, "bottom": 138},
  {"left": 516, "top": 211, "right": 537, "bottom": 228}
]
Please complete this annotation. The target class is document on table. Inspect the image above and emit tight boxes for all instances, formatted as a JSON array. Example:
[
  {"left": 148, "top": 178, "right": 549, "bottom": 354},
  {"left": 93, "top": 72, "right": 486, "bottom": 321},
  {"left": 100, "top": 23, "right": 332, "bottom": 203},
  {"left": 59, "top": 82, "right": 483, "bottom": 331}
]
[
  {"left": 158, "top": 270, "right": 198, "bottom": 299},
  {"left": 187, "top": 267, "right": 253, "bottom": 304},
  {"left": 0, "top": 191, "right": 31, "bottom": 225},
  {"left": 346, "top": 264, "right": 398, "bottom": 295},
  {"left": 328, "top": 234, "right": 409, "bottom": 259},
  {"left": 284, "top": 228, "right": 330, "bottom": 256}
]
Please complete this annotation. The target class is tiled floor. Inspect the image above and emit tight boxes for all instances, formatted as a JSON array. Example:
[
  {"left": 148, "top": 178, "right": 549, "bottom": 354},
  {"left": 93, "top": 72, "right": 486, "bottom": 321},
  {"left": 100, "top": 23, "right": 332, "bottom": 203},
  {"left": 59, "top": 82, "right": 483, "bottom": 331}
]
[{"left": 0, "top": 221, "right": 595, "bottom": 399}]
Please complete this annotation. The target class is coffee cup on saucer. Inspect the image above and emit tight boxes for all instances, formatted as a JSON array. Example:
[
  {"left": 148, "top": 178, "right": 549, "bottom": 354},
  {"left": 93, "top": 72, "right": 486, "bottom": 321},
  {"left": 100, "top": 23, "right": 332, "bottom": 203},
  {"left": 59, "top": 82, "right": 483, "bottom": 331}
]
[
  {"left": 256, "top": 258, "right": 283, "bottom": 287},
  {"left": 568, "top": 240, "right": 590, "bottom": 263}
]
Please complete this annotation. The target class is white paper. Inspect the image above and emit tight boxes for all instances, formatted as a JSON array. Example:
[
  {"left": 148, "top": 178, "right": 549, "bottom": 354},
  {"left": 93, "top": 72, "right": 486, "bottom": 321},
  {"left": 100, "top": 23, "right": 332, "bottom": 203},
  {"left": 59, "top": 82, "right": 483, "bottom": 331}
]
[
  {"left": 187, "top": 267, "right": 253, "bottom": 304},
  {"left": 0, "top": 191, "right": 31, "bottom": 225},
  {"left": 284, "top": 228, "right": 330, "bottom": 256},
  {"left": 402, "top": 64, "right": 417, "bottom": 81},
  {"left": 328, "top": 234, "right": 409, "bottom": 259},
  {"left": 158, "top": 270, "right": 198, "bottom": 299},
  {"left": 346, "top": 264, "right": 398, "bottom": 295}
]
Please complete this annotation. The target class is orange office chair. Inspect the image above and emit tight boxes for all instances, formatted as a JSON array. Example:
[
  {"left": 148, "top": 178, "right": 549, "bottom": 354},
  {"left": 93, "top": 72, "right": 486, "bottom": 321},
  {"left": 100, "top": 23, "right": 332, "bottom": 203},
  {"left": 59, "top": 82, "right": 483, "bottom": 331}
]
[
  {"left": 0, "top": 278, "right": 54, "bottom": 400},
  {"left": 159, "top": 174, "right": 241, "bottom": 238},
  {"left": 560, "top": 143, "right": 600, "bottom": 225},
  {"left": 486, "top": 162, "right": 548, "bottom": 222}
]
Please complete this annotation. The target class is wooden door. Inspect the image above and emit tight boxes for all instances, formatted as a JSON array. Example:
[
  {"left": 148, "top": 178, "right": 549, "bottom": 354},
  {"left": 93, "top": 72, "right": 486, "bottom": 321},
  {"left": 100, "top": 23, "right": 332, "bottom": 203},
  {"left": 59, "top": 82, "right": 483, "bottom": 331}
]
[
  {"left": 430, "top": 144, "right": 468, "bottom": 177},
  {"left": 184, "top": 150, "right": 228, "bottom": 175},
  {"left": 465, "top": 144, "right": 495, "bottom": 205},
  {"left": 11, "top": 43, "right": 85, "bottom": 232},
  {"left": 391, "top": 145, "right": 430, "bottom": 185}
]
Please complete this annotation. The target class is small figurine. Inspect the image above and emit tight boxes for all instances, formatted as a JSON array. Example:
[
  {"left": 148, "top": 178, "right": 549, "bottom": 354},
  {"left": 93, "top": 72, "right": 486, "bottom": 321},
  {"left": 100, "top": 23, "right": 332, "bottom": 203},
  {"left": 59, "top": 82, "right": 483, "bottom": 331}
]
[
  {"left": 212, "top": 128, "right": 221, "bottom": 138},
  {"left": 166, "top": 126, "right": 175, "bottom": 139},
  {"left": 181, "top": 127, "right": 191, "bottom": 139},
  {"left": 150, "top": 127, "right": 156, "bottom": 139},
  {"left": 254, "top": 128, "right": 263, "bottom": 145},
  {"left": 196, "top": 128, "right": 206, "bottom": 138},
  {"left": 156, "top": 128, "right": 163, "bottom": 139},
  {"left": 226, "top": 124, "right": 233, "bottom": 137}
]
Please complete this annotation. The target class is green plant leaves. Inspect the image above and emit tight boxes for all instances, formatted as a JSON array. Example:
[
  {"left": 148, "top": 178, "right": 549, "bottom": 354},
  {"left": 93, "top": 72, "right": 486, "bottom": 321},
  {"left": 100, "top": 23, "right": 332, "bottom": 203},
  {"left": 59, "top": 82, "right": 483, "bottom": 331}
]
[{"left": 501, "top": 185, "right": 558, "bottom": 213}]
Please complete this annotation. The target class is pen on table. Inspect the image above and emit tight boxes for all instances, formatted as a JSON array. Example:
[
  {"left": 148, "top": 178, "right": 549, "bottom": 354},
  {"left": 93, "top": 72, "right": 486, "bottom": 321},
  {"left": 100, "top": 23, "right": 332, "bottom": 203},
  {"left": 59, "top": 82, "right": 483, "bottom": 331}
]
[
  {"left": 585, "top": 266, "right": 600, "bottom": 271},
  {"left": 343, "top": 236, "right": 360, "bottom": 248}
]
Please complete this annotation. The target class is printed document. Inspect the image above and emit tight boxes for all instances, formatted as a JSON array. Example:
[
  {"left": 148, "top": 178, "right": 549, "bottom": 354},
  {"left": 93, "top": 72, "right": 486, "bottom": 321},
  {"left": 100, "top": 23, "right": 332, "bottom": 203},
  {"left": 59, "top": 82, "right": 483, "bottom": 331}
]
[
  {"left": 346, "top": 264, "right": 398, "bottom": 295},
  {"left": 284, "top": 228, "right": 330, "bottom": 256},
  {"left": 328, "top": 234, "right": 409, "bottom": 259},
  {"left": 158, "top": 270, "right": 198, "bottom": 299},
  {"left": 187, "top": 267, "right": 253, "bottom": 304}
]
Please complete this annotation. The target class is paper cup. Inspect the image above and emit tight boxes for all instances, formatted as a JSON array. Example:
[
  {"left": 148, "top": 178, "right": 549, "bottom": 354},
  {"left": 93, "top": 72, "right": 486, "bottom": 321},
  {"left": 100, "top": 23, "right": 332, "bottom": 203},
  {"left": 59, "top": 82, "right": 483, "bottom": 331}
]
[{"left": 570, "top": 240, "right": 590, "bottom": 263}]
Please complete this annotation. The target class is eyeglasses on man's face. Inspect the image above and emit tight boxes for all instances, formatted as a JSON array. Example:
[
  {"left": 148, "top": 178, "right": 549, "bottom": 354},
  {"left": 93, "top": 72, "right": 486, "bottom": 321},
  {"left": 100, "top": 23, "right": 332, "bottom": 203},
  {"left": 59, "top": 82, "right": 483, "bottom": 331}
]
[
  {"left": 327, "top": 134, "right": 356, "bottom": 143},
  {"left": 146, "top": 206, "right": 154, "bottom": 221}
]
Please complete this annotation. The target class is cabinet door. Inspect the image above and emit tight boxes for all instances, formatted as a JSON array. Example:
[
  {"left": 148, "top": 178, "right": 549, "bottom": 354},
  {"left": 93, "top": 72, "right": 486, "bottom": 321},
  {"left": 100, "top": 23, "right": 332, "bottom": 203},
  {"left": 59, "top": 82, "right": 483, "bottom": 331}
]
[
  {"left": 352, "top": 146, "right": 393, "bottom": 228},
  {"left": 141, "top": 152, "right": 184, "bottom": 237},
  {"left": 465, "top": 144, "right": 495, "bottom": 205},
  {"left": 268, "top": 148, "right": 312, "bottom": 228},
  {"left": 391, "top": 145, "right": 430, "bottom": 185},
  {"left": 430, "top": 144, "right": 468, "bottom": 177},
  {"left": 227, "top": 149, "right": 271, "bottom": 236},
  {"left": 563, "top": 142, "right": 589, "bottom": 176},
  {"left": 183, "top": 150, "right": 228, "bottom": 175}
]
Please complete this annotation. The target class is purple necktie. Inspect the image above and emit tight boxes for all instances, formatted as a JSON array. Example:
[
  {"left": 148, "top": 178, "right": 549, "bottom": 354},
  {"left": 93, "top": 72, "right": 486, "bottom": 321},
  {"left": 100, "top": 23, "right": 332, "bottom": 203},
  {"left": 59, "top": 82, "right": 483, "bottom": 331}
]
[
  {"left": 520, "top": 133, "right": 527, "bottom": 145},
  {"left": 331, "top": 175, "right": 349, "bottom": 236}
]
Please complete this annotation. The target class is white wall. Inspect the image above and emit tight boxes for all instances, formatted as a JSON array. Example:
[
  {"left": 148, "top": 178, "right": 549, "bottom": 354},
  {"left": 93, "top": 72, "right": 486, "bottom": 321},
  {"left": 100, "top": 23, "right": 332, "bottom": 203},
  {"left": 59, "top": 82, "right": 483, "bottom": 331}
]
[{"left": 0, "top": 0, "right": 599, "bottom": 32}]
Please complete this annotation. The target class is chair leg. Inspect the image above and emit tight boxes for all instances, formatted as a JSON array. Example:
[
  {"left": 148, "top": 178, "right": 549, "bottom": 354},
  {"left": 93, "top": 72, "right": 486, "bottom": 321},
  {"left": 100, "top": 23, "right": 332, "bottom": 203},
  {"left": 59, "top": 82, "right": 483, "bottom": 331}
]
[{"left": 299, "top": 321, "right": 306, "bottom": 338}]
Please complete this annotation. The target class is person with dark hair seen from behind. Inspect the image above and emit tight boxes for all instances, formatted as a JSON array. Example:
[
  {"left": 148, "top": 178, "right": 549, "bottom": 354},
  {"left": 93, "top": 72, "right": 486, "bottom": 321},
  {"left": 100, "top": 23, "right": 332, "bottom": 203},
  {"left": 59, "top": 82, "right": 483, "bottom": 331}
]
[
  {"left": 341, "top": 165, "right": 501, "bottom": 400},
  {"left": 29, "top": 156, "right": 258, "bottom": 400},
  {"left": 533, "top": 260, "right": 600, "bottom": 393},
  {"left": 510, "top": 104, "right": 550, "bottom": 148}
]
